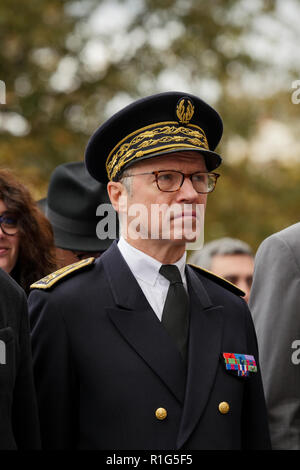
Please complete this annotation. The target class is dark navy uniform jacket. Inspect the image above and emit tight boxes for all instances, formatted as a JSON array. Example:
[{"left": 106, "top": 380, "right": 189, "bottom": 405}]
[
  {"left": 28, "top": 241, "right": 271, "bottom": 450},
  {"left": 0, "top": 269, "right": 40, "bottom": 449}
]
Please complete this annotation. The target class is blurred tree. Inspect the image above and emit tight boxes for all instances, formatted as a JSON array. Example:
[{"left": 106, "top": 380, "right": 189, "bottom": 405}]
[
  {"left": 0, "top": 0, "right": 299, "bottom": 246},
  {"left": 205, "top": 158, "right": 300, "bottom": 251}
]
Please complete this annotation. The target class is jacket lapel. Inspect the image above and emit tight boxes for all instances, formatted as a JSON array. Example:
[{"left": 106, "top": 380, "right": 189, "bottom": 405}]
[
  {"left": 176, "top": 265, "right": 224, "bottom": 449},
  {"left": 101, "top": 242, "right": 186, "bottom": 404}
]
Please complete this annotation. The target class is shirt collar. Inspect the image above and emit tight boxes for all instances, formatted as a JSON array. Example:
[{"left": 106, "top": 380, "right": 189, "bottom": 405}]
[{"left": 117, "top": 237, "right": 187, "bottom": 286}]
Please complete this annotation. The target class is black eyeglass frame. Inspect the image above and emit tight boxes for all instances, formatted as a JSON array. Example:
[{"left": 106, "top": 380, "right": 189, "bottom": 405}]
[
  {"left": 122, "top": 170, "right": 220, "bottom": 194},
  {"left": 0, "top": 215, "right": 19, "bottom": 236}
]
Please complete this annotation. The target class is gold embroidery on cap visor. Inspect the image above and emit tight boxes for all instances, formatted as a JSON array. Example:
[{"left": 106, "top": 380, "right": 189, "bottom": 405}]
[{"left": 106, "top": 122, "right": 210, "bottom": 181}]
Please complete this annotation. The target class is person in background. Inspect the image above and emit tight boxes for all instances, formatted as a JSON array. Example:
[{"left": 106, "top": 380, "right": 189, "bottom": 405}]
[
  {"left": 189, "top": 237, "right": 254, "bottom": 303},
  {"left": 0, "top": 169, "right": 56, "bottom": 295},
  {"left": 249, "top": 223, "right": 300, "bottom": 449},
  {"left": 0, "top": 268, "right": 40, "bottom": 449},
  {"left": 38, "top": 162, "right": 116, "bottom": 269}
]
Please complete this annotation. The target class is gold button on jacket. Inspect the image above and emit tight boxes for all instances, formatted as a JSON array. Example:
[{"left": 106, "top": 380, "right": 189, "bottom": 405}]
[
  {"left": 218, "top": 401, "right": 230, "bottom": 414},
  {"left": 155, "top": 407, "right": 167, "bottom": 420}
]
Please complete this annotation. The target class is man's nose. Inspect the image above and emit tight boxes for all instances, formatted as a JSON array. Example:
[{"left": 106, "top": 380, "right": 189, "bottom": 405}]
[{"left": 177, "top": 176, "right": 200, "bottom": 201}]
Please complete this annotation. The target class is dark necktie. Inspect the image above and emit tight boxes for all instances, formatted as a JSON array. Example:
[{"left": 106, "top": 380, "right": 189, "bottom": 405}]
[{"left": 159, "top": 264, "right": 189, "bottom": 361}]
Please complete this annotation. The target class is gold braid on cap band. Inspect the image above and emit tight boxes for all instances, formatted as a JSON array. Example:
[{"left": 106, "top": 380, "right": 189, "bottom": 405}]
[{"left": 106, "top": 121, "right": 209, "bottom": 181}]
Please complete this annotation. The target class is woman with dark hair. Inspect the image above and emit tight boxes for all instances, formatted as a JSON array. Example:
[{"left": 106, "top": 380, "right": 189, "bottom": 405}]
[
  {"left": 0, "top": 169, "right": 56, "bottom": 294},
  {"left": 0, "top": 168, "right": 47, "bottom": 448}
]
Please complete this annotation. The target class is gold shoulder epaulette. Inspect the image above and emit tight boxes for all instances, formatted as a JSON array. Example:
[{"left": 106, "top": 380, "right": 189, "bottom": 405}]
[
  {"left": 188, "top": 263, "right": 245, "bottom": 297},
  {"left": 30, "top": 257, "right": 95, "bottom": 290}
]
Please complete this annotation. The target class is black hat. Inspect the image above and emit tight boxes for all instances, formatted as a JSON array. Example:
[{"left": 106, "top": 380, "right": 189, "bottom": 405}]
[
  {"left": 37, "top": 197, "right": 46, "bottom": 213},
  {"left": 85, "top": 91, "right": 223, "bottom": 183},
  {"left": 43, "top": 162, "right": 116, "bottom": 251}
]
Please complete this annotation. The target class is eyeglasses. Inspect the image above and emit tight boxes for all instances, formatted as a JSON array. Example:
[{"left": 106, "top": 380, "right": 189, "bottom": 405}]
[
  {"left": 0, "top": 214, "right": 19, "bottom": 236},
  {"left": 122, "top": 170, "right": 220, "bottom": 193}
]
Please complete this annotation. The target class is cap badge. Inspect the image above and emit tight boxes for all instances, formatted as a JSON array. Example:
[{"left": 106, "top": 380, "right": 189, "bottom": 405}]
[{"left": 176, "top": 97, "right": 195, "bottom": 124}]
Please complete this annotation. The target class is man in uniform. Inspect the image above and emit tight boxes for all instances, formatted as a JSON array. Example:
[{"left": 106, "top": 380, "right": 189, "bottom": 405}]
[{"left": 28, "top": 91, "right": 271, "bottom": 450}]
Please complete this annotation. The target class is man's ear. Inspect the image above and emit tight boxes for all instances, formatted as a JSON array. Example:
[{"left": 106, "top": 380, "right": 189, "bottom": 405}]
[{"left": 107, "top": 181, "right": 126, "bottom": 213}]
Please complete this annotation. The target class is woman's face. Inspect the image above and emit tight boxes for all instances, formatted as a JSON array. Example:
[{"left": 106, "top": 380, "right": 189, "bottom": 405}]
[{"left": 0, "top": 199, "right": 20, "bottom": 274}]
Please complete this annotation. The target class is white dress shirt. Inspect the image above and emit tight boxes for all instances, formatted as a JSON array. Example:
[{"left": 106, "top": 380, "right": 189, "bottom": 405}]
[{"left": 117, "top": 237, "right": 187, "bottom": 321}]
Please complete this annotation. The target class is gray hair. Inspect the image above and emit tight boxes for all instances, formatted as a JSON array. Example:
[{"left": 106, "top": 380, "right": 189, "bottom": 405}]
[
  {"left": 189, "top": 237, "right": 253, "bottom": 269},
  {"left": 119, "top": 170, "right": 133, "bottom": 196}
]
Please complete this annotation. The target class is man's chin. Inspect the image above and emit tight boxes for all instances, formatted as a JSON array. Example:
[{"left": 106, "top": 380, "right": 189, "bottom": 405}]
[
  {"left": 161, "top": 220, "right": 200, "bottom": 243},
  {"left": 157, "top": 231, "right": 199, "bottom": 244},
  {"left": 173, "top": 234, "right": 198, "bottom": 244}
]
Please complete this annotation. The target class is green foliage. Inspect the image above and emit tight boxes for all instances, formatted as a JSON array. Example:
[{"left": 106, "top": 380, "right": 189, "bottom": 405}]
[{"left": 206, "top": 158, "right": 300, "bottom": 251}]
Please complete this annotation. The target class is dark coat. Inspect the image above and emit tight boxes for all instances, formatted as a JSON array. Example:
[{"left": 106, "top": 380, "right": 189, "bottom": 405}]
[
  {"left": 29, "top": 241, "right": 270, "bottom": 450},
  {"left": 0, "top": 268, "right": 40, "bottom": 449}
]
